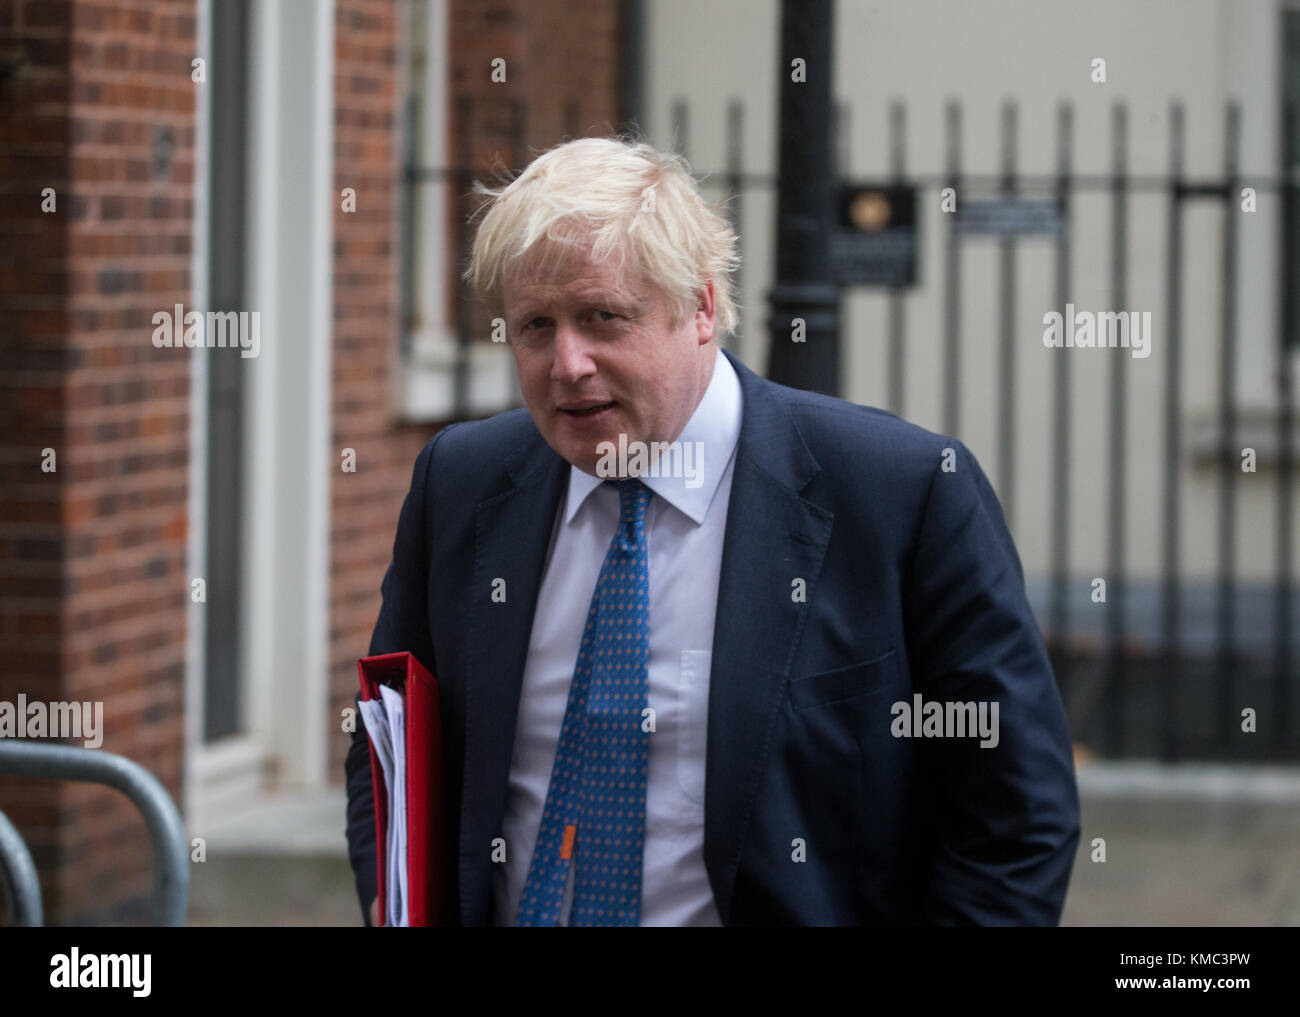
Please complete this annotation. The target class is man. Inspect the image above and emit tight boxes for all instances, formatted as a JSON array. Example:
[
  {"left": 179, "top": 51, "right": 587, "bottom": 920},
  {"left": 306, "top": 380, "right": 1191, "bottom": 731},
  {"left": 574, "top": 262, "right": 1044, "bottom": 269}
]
[{"left": 345, "top": 136, "right": 1080, "bottom": 926}]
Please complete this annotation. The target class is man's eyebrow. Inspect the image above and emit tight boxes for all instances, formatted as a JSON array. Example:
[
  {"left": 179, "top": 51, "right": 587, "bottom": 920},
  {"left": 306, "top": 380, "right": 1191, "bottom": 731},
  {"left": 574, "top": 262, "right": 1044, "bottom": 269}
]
[
  {"left": 580, "top": 294, "right": 641, "bottom": 314},
  {"left": 595, "top": 302, "right": 639, "bottom": 316},
  {"left": 512, "top": 295, "right": 641, "bottom": 317}
]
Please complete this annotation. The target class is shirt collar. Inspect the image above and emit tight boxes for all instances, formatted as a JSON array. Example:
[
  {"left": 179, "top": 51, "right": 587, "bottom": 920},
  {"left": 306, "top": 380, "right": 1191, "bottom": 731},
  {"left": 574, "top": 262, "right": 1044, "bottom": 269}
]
[{"left": 563, "top": 345, "right": 743, "bottom": 526}]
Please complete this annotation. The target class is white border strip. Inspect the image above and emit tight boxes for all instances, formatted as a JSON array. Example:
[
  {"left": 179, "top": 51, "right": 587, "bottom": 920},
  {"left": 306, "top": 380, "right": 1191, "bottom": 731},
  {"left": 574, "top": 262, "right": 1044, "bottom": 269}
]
[
  {"left": 1077, "top": 761, "right": 1300, "bottom": 802},
  {"left": 183, "top": 0, "right": 212, "bottom": 824},
  {"left": 305, "top": 0, "right": 335, "bottom": 791}
]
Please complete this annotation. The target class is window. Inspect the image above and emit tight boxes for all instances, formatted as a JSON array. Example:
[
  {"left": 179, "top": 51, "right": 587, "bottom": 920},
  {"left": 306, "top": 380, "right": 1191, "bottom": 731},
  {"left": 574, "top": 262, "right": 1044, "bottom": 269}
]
[{"left": 399, "top": 0, "right": 518, "bottom": 421}]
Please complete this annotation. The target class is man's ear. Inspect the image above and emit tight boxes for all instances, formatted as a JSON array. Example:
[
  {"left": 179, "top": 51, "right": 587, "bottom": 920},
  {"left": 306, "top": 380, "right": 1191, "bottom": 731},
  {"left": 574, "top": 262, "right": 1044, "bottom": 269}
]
[{"left": 695, "top": 278, "right": 717, "bottom": 345}]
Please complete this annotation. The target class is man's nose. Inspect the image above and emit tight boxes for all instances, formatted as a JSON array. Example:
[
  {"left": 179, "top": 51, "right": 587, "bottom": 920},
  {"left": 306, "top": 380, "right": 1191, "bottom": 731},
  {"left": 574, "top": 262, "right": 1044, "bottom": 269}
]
[{"left": 550, "top": 319, "right": 596, "bottom": 384}]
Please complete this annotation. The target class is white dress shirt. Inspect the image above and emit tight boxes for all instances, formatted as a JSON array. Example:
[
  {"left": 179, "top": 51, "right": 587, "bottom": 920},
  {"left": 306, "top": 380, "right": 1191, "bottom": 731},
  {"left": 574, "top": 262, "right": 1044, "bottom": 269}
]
[{"left": 493, "top": 345, "right": 743, "bottom": 926}]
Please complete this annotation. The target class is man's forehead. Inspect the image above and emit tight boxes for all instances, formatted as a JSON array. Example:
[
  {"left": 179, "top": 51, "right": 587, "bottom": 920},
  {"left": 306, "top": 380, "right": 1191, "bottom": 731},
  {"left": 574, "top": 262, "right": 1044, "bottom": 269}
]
[{"left": 505, "top": 254, "right": 645, "bottom": 307}]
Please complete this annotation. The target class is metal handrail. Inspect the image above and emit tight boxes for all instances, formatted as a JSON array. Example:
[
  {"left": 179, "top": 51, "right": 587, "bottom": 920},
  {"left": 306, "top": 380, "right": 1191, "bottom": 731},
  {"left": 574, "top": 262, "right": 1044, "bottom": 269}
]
[
  {"left": 0, "top": 808, "right": 41, "bottom": 925},
  {"left": 0, "top": 740, "right": 188, "bottom": 926}
]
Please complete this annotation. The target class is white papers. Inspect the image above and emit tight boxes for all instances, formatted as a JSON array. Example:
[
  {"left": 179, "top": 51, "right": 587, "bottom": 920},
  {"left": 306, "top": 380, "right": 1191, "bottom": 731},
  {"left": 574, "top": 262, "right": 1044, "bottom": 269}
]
[{"left": 359, "top": 686, "right": 408, "bottom": 927}]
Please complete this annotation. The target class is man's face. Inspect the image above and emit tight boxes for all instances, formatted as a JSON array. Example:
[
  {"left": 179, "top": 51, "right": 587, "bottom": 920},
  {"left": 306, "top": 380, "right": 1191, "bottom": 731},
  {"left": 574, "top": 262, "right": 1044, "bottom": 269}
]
[{"left": 503, "top": 242, "right": 716, "bottom": 476}]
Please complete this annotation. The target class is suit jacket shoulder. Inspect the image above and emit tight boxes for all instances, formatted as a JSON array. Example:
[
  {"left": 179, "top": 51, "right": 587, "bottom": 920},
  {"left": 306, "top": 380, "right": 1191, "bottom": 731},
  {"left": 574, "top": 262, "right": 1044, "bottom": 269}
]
[{"left": 725, "top": 354, "right": 982, "bottom": 569}]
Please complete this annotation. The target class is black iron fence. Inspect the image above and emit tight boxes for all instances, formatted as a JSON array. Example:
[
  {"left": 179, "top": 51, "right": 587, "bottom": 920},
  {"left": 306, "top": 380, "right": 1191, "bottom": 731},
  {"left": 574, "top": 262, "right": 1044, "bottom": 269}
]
[{"left": 401, "top": 95, "right": 1299, "bottom": 763}]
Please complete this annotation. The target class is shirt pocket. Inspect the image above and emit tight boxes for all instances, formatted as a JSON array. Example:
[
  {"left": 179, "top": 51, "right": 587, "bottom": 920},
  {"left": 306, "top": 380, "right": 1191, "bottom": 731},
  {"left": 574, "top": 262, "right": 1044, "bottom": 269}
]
[
  {"left": 787, "top": 649, "right": 898, "bottom": 712},
  {"left": 675, "top": 649, "right": 711, "bottom": 805}
]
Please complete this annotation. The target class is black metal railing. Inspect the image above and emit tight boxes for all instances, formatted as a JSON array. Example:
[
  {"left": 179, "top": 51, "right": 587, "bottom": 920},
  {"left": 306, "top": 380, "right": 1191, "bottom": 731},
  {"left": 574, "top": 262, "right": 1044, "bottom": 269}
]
[{"left": 399, "top": 95, "right": 1298, "bottom": 763}]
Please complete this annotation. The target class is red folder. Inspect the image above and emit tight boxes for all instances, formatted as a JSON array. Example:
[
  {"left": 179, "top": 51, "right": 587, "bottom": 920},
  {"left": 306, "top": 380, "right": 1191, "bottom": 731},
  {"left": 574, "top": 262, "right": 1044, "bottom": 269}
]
[{"left": 358, "top": 652, "right": 447, "bottom": 926}]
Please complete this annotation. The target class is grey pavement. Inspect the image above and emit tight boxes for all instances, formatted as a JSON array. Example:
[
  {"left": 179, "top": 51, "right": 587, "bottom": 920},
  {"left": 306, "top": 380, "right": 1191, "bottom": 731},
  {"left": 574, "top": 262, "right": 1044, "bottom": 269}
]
[
  {"left": 1063, "top": 761, "right": 1300, "bottom": 926},
  {"left": 185, "top": 763, "right": 1300, "bottom": 926}
]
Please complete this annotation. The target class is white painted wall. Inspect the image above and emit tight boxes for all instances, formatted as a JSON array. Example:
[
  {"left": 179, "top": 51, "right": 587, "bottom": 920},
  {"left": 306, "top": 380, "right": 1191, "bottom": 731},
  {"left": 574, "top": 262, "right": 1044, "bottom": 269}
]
[
  {"left": 185, "top": 0, "right": 212, "bottom": 826},
  {"left": 645, "top": 0, "right": 1298, "bottom": 584}
]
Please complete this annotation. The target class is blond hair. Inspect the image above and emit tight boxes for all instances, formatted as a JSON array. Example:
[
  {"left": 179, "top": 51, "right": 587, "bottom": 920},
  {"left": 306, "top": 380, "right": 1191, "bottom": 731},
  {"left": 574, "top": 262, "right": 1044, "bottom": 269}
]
[{"left": 463, "top": 136, "right": 740, "bottom": 340}]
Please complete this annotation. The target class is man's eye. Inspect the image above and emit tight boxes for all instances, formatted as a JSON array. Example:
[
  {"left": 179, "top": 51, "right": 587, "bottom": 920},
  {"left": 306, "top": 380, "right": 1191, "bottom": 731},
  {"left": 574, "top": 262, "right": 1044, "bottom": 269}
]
[
  {"left": 522, "top": 317, "right": 548, "bottom": 331},
  {"left": 593, "top": 310, "right": 618, "bottom": 322}
]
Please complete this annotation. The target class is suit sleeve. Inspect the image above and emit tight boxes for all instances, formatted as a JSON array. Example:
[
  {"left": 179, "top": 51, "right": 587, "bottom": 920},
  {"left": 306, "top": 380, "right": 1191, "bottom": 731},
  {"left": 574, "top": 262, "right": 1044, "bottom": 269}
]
[
  {"left": 344, "top": 427, "right": 448, "bottom": 925},
  {"left": 903, "top": 438, "right": 1080, "bottom": 925},
  {"left": 344, "top": 691, "right": 378, "bottom": 924}
]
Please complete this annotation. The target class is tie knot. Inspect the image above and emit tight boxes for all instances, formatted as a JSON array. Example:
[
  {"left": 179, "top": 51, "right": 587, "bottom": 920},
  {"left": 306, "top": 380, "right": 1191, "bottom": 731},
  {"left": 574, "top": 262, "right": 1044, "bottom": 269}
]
[
  {"left": 613, "top": 478, "right": 644, "bottom": 525},
  {"left": 615, "top": 478, "right": 649, "bottom": 528}
]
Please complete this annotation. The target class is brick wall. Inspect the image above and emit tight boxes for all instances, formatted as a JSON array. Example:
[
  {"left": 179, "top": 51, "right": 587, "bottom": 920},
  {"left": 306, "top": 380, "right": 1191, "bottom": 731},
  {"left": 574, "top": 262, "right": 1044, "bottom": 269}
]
[
  {"left": 0, "top": 0, "right": 73, "bottom": 925},
  {"left": 0, "top": 0, "right": 193, "bottom": 924},
  {"left": 450, "top": 0, "right": 624, "bottom": 161}
]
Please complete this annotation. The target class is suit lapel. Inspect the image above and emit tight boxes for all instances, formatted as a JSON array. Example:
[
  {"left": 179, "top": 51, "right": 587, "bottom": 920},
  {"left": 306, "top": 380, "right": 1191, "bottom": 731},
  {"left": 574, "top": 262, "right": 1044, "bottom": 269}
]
[
  {"left": 460, "top": 430, "right": 567, "bottom": 926},
  {"left": 704, "top": 350, "right": 833, "bottom": 923}
]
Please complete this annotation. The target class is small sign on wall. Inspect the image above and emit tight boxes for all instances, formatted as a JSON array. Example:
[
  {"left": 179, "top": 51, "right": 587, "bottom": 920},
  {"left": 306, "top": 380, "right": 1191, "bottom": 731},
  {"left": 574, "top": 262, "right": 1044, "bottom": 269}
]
[
  {"left": 955, "top": 197, "right": 1066, "bottom": 237},
  {"left": 832, "top": 184, "right": 918, "bottom": 287}
]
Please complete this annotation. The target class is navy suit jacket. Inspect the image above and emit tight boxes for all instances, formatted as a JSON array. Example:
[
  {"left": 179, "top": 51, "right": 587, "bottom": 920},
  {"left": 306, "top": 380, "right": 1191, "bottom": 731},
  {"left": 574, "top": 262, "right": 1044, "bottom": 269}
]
[{"left": 345, "top": 347, "right": 1080, "bottom": 925}]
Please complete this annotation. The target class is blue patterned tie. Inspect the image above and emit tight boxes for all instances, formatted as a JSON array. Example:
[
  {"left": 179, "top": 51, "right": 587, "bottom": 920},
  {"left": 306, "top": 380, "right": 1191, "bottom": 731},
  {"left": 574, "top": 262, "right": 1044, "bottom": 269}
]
[{"left": 516, "top": 478, "right": 652, "bottom": 926}]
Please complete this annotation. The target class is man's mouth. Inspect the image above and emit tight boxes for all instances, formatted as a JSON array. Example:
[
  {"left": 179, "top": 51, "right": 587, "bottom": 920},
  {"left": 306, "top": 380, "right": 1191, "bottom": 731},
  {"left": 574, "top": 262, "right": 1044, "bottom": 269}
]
[{"left": 559, "top": 401, "right": 616, "bottom": 417}]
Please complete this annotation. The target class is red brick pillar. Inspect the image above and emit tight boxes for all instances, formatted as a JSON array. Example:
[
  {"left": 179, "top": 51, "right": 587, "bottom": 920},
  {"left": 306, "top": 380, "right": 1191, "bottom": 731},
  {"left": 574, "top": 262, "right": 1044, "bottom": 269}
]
[{"left": 0, "top": 0, "right": 194, "bottom": 924}]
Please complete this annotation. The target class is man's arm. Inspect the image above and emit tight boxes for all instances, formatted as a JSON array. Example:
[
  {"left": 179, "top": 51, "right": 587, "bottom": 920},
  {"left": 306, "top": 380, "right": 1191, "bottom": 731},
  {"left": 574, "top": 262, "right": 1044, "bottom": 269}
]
[
  {"left": 344, "top": 428, "right": 449, "bottom": 925},
  {"left": 903, "top": 438, "right": 1080, "bottom": 925}
]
